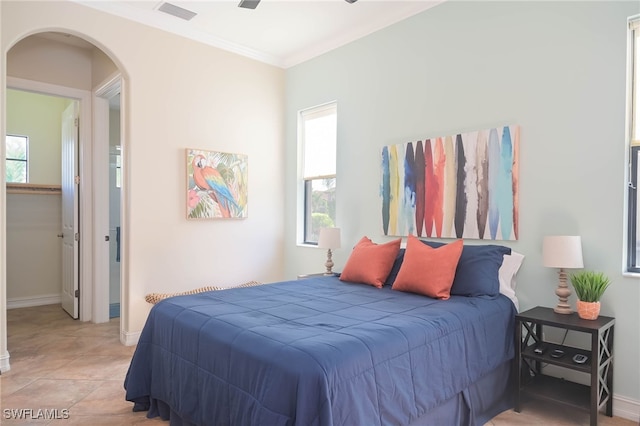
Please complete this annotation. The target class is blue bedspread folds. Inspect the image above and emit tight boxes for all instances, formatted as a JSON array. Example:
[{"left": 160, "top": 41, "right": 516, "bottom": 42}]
[{"left": 125, "top": 276, "right": 515, "bottom": 426}]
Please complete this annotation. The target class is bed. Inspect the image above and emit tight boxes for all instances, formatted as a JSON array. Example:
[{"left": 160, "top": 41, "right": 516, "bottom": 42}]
[
  {"left": 125, "top": 238, "right": 522, "bottom": 426},
  {"left": 125, "top": 239, "right": 522, "bottom": 426}
]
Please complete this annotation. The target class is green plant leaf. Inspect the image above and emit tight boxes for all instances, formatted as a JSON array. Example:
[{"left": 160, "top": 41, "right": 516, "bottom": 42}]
[{"left": 569, "top": 271, "right": 610, "bottom": 302}]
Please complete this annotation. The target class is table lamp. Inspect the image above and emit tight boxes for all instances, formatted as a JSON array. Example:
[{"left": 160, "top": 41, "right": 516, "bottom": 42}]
[
  {"left": 318, "top": 227, "right": 341, "bottom": 275},
  {"left": 542, "top": 235, "right": 584, "bottom": 314}
]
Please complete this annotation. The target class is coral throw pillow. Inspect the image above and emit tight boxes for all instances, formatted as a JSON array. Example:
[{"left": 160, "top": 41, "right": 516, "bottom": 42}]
[
  {"left": 392, "top": 236, "right": 463, "bottom": 299},
  {"left": 340, "top": 236, "right": 401, "bottom": 288}
]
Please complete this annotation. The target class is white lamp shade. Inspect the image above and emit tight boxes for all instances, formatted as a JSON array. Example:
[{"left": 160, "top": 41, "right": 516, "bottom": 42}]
[
  {"left": 318, "top": 228, "right": 341, "bottom": 249},
  {"left": 542, "top": 236, "right": 584, "bottom": 269}
]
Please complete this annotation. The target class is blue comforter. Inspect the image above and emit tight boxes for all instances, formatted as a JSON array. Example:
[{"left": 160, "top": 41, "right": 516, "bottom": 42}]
[{"left": 125, "top": 276, "right": 515, "bottom": 426}]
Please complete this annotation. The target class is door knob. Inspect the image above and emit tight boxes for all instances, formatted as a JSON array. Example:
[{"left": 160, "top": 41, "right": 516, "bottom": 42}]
[{"left": 57, "top": 233, "right": 63, "bottom": 238}]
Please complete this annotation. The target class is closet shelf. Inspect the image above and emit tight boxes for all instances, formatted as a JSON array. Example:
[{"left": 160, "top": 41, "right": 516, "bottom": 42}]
[{"left": 6, "top": 183, "right": 62, "bottom": 195}]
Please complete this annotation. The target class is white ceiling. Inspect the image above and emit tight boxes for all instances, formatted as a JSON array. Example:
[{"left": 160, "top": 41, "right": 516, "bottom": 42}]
[{"left": 76, "top": 0, "right": 444, "bottom": 68}]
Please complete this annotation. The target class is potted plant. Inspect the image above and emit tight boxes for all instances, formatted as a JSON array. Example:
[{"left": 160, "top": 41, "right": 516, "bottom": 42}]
[{"left": 569, "top": 271, "right": 610, "bottom": 320}]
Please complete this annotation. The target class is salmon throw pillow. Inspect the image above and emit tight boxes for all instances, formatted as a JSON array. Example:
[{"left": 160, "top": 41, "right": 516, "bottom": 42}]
[
  {"left": 340, "top": 236, "right": 402, "bottom": 288},
  {"left": 392, "top": 236, "right": 463, "bottom": 300}
]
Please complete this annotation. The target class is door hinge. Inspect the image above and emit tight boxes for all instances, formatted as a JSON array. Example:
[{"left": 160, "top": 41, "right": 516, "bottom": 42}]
[
  {"left": 74, "top": 176, "right": 80, "bottom": 185},
  {"left": 75, "top": 289, "right": 80, "bottom": 298},
  {"left": 74, "top": 232, "right": 79, "bottom": 242},
  {"left": 74, "top": 118, "right": 79, "bottom": 127}
]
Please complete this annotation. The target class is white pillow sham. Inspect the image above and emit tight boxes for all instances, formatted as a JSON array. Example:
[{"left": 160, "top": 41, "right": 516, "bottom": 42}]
[{"left": 498, "top": 251, "right": 525, "bottom": 311}]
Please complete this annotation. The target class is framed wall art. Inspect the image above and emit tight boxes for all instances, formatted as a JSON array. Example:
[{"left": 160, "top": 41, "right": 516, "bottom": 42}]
[
  {"left": 187, "top": 148, "right": 248, "bottom": 219},
  {"left": 381, "top": 125, "right": 519, "bottom": 240}
]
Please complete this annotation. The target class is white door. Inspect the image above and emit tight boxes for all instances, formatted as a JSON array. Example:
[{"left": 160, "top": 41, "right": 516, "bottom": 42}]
[{"left": 61, "top": 102, "right": 79, "bottom": 319}]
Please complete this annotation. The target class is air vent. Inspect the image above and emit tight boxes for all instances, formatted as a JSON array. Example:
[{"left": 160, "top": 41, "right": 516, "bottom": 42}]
[
  {"left": 238, "top": 0, "right": 260, "bottom": 9},
  {"left": 158, "top": 2, "right": 197, "bottom": 21}
]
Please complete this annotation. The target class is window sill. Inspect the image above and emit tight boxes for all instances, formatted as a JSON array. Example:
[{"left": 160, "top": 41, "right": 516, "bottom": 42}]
[
  {"left": 622, "top": 271, "right": 640, "bottom": 278},
  {"left": 297, "top": 243, "right": 319, "bottom": 248}
]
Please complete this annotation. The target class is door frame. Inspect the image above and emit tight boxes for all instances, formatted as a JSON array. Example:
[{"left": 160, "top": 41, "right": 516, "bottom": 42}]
[
  {"left": 93, "top": 73, "right": 122, "bottom": 325},
  {"left": 7, "top": 76, "right": 93, "bottom": 322}
]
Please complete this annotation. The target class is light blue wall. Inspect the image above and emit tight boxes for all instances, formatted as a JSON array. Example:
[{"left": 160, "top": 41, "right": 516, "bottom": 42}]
[{"left": 285, "top": 1, "right": 640, "bottom": 402}]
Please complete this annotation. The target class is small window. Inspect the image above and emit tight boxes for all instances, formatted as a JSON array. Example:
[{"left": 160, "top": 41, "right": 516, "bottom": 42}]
[
  {"left": 6, "top": 135, "right": 28, "bottom": 183},
  {"left": 115, "top": 147, "right": 122, "bottom": 189},
  {"left": 299, "top": 103, "right": 337, "bottom": 244},
  {"left": 627, "top": 17, "right": 640, "bottom": 273},
  {"left": 629, "top": 146, "right": 639, "bottom": 271}
]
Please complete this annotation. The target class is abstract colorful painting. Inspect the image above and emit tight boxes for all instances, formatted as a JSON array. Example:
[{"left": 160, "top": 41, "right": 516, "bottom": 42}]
[
  {"left": 187, "top": 149, "right": 248, "bottom": 219},
  {"left": 381, "top": 125, "right": 519, "bottom": 240}
]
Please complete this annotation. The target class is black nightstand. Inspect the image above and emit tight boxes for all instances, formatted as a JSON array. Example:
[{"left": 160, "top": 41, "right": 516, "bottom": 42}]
[{"left": 515, "top": 306, "right": 614, "bottom": 426}]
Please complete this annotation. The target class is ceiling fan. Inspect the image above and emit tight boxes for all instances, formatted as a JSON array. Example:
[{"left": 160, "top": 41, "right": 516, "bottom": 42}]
[{"left": 238, "top": 0, "right": 357, "bottom": 9}]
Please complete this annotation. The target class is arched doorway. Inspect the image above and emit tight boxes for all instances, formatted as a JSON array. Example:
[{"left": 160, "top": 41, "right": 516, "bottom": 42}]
[{"left": 1, "top": 31, "right": 127, "bottom": 372}]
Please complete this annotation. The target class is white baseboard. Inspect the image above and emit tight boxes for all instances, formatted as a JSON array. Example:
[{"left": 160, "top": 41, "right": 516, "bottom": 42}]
[
  {"left": 7, "top": 294, "right": 61, "bottom": 309},
  {"left": 614, "top": 394, "right": 640, "bottom": 422},
  {"left": 0, "top": 350, "right": 10, "bottom": 373},
  {"left": 121, "top": 329, "right": 140, "bottom": 346}
]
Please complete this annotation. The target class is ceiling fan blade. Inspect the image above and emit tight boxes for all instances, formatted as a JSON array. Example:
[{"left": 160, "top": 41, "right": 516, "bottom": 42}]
[{"left": 238, "top": 0, "right": 260, "bottom": 9}]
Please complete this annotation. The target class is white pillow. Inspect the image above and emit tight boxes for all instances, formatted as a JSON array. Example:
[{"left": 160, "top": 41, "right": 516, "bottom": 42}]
[{"left": 498, "top": 251, "right": 525, "bottom": 311}]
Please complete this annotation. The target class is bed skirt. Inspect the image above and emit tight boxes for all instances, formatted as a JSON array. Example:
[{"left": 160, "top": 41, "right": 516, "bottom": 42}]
[
  {"left": 408, "top": 359, "right": 513, "bottom": 426},
  {"left": 135, "top": 359, "right": 513, "bottom": 426}
]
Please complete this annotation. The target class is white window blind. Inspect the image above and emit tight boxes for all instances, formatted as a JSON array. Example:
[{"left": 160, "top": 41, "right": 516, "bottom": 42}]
[
  {"left": 631, "top": 18, "right": 640, "bottom": 146},
  {"left": 301, "top": 103, "right": 337, "bottom": 179}
]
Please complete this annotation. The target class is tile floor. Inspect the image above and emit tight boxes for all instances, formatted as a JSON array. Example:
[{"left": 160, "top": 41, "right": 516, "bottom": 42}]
[{"left": 0, "top": 304, "right": 636, "bottom": 425}]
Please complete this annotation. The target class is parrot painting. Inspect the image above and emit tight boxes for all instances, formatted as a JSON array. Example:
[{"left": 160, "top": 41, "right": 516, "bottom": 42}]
[{"left": 191, "top": 154, "right": 240, "bottom": 218}]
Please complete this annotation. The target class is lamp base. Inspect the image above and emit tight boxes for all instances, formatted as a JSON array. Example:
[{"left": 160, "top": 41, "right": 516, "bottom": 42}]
[
  {"left": 324, "top": 249, "right": 334, "bottom": 275},
  {"left": 554, "top": 268, "right": 572, "bottom": 315},
  {"left": 553, "top": 304, "right": 573, "bottom": 315}
]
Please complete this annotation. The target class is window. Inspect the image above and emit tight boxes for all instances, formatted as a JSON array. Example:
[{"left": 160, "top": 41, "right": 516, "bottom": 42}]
[
  {"left": 111, "top": 146, "right": 122, "bottom": 189},
  {"left": 6, "top": 135, "right": 28, "bottom": 183},
  {"left": 628, "top": 17, "right": 640, "bottom": 273},
  {"left": 630, "top": 146, "right": 639, "bottom": 271},
  {"left": 299, "top": 102, "right": 337, "bottom": 244}
]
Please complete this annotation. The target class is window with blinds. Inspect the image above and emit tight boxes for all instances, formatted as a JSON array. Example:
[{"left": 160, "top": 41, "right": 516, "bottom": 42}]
[
  {"left": 299, "top": 102, "right": 337, "bottom": 244},
  {"left": 627, "top": 16, "right": 640, "bottom": 272}
]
